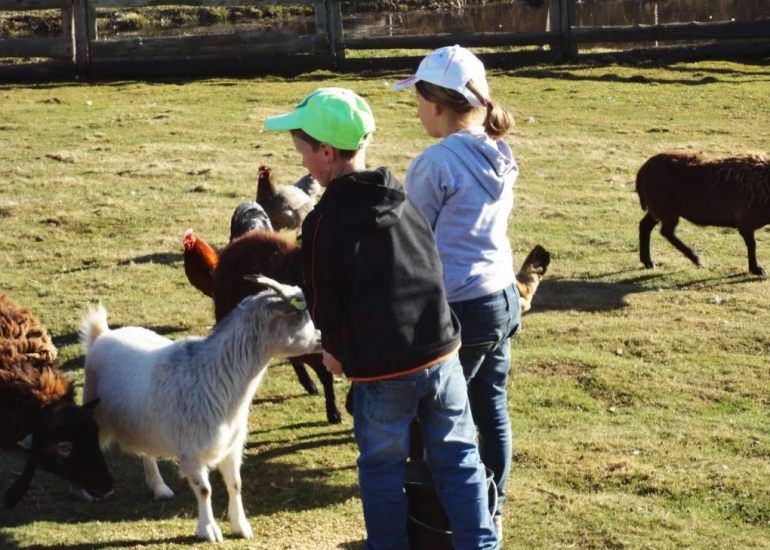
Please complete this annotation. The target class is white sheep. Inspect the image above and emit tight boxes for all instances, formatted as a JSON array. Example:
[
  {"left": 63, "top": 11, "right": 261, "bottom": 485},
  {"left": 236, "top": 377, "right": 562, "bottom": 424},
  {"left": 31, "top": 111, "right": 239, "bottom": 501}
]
[{"left": 79, "top": 276, "right": 321, "bottom": 542}]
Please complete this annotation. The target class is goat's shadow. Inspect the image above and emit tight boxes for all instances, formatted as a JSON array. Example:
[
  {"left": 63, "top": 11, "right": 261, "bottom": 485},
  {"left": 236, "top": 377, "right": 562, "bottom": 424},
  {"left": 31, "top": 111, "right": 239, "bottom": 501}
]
[
  {"left": 116, "top": 252, "right": 182, "bottom": 267},
  {"left": 531, "top": 269, "right": 760, "bottom": 313},
  {"left": 0, "top": 423, "right": 359, "bottom": 531},
  {"left": 0, "top": 535, "right": 193, "bottom": 550}
]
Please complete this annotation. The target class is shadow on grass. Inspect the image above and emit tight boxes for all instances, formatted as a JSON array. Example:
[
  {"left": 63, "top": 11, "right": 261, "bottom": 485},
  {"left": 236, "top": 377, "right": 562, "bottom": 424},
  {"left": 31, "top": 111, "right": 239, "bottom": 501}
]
[
  {"left": 117, "top": 252, "right": 183, "bottom": 267},
  {"left": 533, "top": 269, "right": 763, "bottom": 313},
  {"left": 0, "top": 535, "right": 195, "bottom": 550},
  {"left": 1, "top": 426, "right": 359, "bottom": 529}
]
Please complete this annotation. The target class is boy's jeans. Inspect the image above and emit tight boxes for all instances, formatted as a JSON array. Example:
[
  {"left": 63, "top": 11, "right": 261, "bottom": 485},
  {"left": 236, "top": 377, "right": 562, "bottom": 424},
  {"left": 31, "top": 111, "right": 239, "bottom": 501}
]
[
  {"left": 353, "top": 354, "right": 499, "bottom": 550},
  {"left": 450, "top": 283, "right": 521, "bottom": 519}
]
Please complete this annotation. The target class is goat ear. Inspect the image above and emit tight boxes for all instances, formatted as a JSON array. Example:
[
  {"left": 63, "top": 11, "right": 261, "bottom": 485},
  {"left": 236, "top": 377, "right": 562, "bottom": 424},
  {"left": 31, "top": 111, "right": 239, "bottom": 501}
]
[
  {"left": 244, "top": 274, "right": 288, "bottom": 296},
  {"left": 82, "top": 398, "right": 100, "bottom": 411}
]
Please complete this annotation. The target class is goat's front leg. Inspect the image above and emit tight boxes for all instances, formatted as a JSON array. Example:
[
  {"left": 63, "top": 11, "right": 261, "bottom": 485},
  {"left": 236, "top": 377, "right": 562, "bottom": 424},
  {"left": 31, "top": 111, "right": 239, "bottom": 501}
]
[
  {"left": 142, "top": 456, "right": 174, "bottom": 500},
  {"left": 180, "top": 457, "right": 223, "bottom": 542},
  {"left": 218, "top": 450, "right": 253, "bottom": 539}
]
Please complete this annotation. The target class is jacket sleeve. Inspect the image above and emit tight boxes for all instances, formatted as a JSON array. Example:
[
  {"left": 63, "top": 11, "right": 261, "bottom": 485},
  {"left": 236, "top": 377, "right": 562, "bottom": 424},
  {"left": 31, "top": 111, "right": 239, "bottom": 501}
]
[
  {"left": 299, "top": 211, "right": 347, "bottom": 361},
  {"left": 404, "top": 154, "right": 447, "bottom": 230}
]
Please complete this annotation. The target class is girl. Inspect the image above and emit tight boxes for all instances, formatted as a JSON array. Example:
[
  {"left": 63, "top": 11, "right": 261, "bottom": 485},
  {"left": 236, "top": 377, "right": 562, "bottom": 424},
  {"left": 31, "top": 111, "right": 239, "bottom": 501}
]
[{"left": 393, "top": 45, "right": 521, "bottom": 543}]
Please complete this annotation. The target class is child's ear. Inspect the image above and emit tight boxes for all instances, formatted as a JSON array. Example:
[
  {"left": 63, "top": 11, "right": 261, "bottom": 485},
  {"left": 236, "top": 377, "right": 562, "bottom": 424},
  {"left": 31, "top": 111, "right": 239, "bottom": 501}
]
[{"left": 433, "top": 103, "right": 442, "bottom": 116}]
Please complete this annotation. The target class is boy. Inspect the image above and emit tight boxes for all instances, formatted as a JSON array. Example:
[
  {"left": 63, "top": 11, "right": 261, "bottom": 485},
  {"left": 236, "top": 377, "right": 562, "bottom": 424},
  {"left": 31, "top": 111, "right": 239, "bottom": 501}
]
[{"left": 265, "top": 87, "right": 498, "bottom": 550}]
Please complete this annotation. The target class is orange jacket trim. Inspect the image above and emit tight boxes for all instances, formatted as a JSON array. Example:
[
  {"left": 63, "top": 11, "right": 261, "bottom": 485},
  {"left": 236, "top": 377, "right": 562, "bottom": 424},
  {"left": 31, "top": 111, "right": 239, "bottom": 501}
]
[{"left": 346, "top": 343, "right": 462, "bottom": 382}]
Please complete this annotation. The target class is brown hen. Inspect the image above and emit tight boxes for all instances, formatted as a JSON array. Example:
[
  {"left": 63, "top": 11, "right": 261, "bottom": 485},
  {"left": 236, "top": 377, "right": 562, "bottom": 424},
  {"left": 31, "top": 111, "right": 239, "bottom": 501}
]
[
  {"left": 183, "top": 228, "right": 219, "bottom": 298},
  {"left": 256, "top": 162, "right": 315, "bottom": 232}
]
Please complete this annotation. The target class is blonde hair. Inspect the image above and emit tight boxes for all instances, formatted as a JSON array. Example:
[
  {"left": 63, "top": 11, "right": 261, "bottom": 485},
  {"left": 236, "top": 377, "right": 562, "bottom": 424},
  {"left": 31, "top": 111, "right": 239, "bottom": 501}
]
[{"left": 415, "top": 80, "right": 513, "bottom": 140}]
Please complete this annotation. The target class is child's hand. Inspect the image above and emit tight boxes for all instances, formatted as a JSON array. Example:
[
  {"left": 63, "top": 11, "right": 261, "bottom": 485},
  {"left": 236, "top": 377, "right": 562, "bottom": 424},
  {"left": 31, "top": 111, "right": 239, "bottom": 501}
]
[{"left": 322, "top": 350, "right": 343, "bottom": 375}]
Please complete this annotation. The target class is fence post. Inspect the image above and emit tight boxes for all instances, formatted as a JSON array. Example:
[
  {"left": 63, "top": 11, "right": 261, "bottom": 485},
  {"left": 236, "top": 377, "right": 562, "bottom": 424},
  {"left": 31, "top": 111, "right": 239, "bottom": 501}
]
[
  {"left": 61, "top": 7, "right": 75, "bottom": 65},
  {"left": 556, "top": 0, "right": 575, "bottom": 61},
  {"left": 72, "top": 0, "right": 90, "bottom": 77},
  {"left": 327, "top": 0, "right": 344, "bottom": 65}
]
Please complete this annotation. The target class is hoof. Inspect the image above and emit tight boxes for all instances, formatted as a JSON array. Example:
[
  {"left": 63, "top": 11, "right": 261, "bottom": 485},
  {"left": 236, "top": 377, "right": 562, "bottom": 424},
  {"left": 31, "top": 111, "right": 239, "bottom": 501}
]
[
  {"left": 152, "top": 485, "right": 175, "bottom": 501},
  {"left": 327, "top": 408, "right": 343, "bottom": 424},
  {"left": 750, "top": 266, "right": 767, "bottom": 276},
  {"left": 197, "top": 521, "right": 224, "bottom": 543},
  {"left": 642, "top": 262, "right": 655, "bottom": 269}
]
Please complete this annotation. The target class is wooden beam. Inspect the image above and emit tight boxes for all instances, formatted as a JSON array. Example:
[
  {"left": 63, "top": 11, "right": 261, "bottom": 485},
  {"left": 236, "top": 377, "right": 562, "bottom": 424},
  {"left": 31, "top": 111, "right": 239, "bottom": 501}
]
[
  {"left": 572, "top": 19, "right": 770, "bottom": 44},
  {"left": 342, "top": 31, "right": 554, "bottom": 50},
  {"left": 90, "top": 32, "right": 321, "bottom": 58},
  {"left": 89, "top": 0, "right": 314, "bottom": 7},
  {"left": 0, "top": 36, "right": 71, "bottom": 58},
  {"left": 0, "top": 0, "right": 70, "bottom": 10},
  {"left": 73, "top": 0, "right": 90, "bottom": 76}
]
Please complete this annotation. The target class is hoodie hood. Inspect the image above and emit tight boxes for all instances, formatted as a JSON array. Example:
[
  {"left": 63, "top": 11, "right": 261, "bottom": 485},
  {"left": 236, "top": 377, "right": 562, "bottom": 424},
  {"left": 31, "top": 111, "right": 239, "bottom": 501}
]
[
  {"left": 438, "top": 128, "right": 517, "bottom": 200},
  {"left": 322, "top": 167, "right": 407, "bottom": 229}
]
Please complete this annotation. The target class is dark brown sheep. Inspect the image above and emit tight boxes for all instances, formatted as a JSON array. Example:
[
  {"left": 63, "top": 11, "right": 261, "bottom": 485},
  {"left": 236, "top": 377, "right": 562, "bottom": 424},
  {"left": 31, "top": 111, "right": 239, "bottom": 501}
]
[
  {"left": 213, "top": 230, "right": 342, "bottom": 424},
  {"left": 637, "top": 151, "right": 770, "bottom": 276},
  {"left": 0, "top": 293, "right": 112, "bottom": 507}
]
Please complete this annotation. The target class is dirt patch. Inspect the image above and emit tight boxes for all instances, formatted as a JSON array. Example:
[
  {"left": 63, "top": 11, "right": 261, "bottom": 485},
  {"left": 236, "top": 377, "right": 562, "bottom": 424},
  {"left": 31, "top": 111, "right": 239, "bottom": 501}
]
[{"left": 518, "top": 359, "right": 592, "bottom": 378}]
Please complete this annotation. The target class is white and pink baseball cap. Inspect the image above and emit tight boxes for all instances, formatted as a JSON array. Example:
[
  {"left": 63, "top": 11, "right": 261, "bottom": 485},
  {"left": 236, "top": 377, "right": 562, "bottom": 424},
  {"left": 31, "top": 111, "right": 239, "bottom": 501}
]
[{"left": 392, "top": 45, "right": 490, "bottom": 107}]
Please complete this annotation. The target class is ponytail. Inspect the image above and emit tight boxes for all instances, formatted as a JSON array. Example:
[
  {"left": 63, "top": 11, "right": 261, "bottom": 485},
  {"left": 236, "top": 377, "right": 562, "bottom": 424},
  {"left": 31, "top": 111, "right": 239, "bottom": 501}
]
[
  {"left": 466, "top": 80, "right": 513, "bottom": 140},
  {"left": 417, "top": 79, "right": 513, "bottom": 140}
]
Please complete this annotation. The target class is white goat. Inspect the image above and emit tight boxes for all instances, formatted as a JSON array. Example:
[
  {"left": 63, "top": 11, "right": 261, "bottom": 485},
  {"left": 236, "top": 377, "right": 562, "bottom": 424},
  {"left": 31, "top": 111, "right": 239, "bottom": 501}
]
[{"left": 79, "top": 276, "right": 321, "bottom": 542}]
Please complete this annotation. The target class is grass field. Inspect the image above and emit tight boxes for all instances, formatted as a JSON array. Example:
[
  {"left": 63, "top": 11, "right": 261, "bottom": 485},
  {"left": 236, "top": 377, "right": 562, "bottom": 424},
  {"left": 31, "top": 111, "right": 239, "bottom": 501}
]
[{"left": 1, "top": 58, "right": 769, "bottom": 550}]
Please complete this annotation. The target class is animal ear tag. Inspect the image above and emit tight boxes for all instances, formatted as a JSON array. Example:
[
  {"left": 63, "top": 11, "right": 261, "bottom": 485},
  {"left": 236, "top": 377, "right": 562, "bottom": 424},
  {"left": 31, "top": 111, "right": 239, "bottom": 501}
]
[
  {"left": 18, "top": 433, "right": 33, "bottom": 449},
  {"left": 290, "top": 298, "right": 307, "bottom": 311},
  {"left": 295, "top": 237, "right": 303, "bottom": 249}
]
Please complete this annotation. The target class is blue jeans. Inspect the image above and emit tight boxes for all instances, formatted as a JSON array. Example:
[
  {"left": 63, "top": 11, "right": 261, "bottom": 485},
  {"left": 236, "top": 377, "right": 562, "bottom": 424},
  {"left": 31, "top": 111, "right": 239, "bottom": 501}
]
[
  {"left": 450, "top": 284, "right": 521, "bottom": 518},
  {"left": 353, "top": 354, "right": 498, "bottom": 550}
]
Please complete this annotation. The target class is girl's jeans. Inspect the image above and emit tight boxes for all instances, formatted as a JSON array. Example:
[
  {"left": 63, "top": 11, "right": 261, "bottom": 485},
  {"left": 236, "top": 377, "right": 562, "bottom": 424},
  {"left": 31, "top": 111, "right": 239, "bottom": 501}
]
[
  {"left": 450, "top": 283, "right": 521, "bottom": 518},
  {"left": 353, "top": 354, "right": 499, "bottom": 550}
]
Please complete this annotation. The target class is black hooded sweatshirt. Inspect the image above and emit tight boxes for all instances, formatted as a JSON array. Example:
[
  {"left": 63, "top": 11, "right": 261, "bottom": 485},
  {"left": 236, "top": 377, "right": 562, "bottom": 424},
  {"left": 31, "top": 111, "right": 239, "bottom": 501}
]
[{"left": 299, "top": 167, "right": 461, "bottom": 381}]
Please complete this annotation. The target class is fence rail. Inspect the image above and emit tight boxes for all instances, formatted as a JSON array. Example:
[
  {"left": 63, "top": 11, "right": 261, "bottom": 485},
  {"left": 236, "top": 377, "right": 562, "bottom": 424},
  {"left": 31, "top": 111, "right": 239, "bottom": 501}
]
[{"left": 1, "top": 0, "right": 769, "bottom": 81}]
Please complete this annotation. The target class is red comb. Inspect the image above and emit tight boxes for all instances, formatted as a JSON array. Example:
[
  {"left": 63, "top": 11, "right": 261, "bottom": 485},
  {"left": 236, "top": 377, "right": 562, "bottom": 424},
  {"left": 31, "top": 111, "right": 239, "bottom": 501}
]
[{"left": 258, "top": 161, "right": 265, "bottom": 169}]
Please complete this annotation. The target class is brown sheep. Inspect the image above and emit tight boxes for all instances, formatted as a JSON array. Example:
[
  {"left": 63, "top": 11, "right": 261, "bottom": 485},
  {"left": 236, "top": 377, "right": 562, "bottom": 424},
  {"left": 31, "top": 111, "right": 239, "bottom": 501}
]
[
  {"left": 0, "top": 293, "right": 112, "bottom": 507},
  {"left": 637, "top": 151, "right": 770, "bottom": 276}
]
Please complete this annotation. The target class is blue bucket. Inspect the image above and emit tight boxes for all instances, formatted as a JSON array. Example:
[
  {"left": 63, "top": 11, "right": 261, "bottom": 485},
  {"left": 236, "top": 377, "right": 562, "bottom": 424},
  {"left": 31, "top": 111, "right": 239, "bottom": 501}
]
[{"left": 405, "top": 460, "right": 497, "bottom": 550}]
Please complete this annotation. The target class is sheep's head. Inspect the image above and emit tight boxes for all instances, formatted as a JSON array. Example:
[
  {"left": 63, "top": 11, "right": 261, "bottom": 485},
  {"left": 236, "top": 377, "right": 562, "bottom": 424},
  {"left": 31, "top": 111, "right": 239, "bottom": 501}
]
[
  {"left": 5, "top": 398, "right": 113, "bottom": 508},
  {"left": 243, "top": 274, "right": 321, "bottom": 358}
]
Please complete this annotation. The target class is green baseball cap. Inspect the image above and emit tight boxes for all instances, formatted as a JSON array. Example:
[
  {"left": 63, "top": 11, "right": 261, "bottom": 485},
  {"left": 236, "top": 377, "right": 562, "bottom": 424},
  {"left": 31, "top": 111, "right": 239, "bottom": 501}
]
[{"left": 264, "top": 87, "right": 375, "bottom": 151}]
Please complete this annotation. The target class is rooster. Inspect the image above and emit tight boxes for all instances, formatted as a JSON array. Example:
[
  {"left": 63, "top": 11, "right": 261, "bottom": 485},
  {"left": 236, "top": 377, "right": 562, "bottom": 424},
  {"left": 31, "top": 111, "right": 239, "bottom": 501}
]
[
  {"left": 256, "top": 162, "right": 315, "bottom": 232},
  {"left": 183, "top": 228, "right": 219, "bottom": 298},
  {"left": 515, "top": 245, "right": 551, "bottom": 314}
]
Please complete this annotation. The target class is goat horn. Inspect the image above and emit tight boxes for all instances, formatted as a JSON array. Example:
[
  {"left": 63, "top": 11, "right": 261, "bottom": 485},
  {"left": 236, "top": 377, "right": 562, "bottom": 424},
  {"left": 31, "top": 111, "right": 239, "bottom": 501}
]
[{"left": 243, "top": 274, "right": 288, "bottom": 297}]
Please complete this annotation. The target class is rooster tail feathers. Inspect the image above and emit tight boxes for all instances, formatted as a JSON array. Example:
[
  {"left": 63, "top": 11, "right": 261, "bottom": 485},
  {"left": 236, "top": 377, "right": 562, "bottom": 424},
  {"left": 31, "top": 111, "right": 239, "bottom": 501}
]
[{"left": 79, "top": 304, "right": 109, "bottom": 354}]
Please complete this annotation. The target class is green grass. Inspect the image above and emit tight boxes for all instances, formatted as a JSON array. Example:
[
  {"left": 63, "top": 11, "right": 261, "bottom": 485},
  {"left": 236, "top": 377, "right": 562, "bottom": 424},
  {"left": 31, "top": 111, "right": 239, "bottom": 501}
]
[{"left": 1, "top": 59, "right": 769, "bottom": 549}]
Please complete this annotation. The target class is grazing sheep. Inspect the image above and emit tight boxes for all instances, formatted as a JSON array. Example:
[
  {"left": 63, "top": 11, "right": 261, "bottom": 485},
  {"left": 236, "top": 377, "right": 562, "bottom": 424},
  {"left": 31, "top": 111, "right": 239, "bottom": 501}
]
[
  {"left": 80, "top": 277, "right": 321, "bottom": 542},
  {"left": 214, "top": 230, "right": 342, "bottom": 424},
  {"left": 637, "top": 151, "right": 770, "bottom": 275},
  {"left": 0, "top": 292, "right": 112, "bottom": 508}
]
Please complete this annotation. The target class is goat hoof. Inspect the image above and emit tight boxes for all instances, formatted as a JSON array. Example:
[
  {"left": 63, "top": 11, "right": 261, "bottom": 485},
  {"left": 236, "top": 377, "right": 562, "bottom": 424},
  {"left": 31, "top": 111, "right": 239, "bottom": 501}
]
[
  {"left": 642, "top": 262, "right": 655, "bottom": 269},
  {"left": 152, "top": 485, "right": 175, "bottom": 501},
  {"left": 197, "top": 522, "right": 224, "bottom": 543},
  {"left": 751, "top": 266, "right": 767, "bottom": 276},
  {"left": 231, "top": 520, "right": 254, "bottom": 539}
]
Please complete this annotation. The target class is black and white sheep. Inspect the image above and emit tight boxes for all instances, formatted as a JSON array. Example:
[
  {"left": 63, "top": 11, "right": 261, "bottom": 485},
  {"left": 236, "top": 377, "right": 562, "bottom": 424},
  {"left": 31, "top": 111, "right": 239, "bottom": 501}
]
[
  {"left": 0, "top": 292, "right": 112, "bottom": 508},
  {"left": 637, "top": 151, "right": 770, "bottom": 276},
  {"left": 79, "top": 277, "right": 321, "bottom": 542}
]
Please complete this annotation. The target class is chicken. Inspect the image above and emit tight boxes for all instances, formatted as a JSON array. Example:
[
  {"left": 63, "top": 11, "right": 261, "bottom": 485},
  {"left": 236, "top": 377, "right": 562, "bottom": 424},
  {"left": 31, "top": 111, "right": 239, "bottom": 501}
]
[
  {"left": 229, "top": 201, "right": 273, "bottom": 242},
  {"left": 256, "top": 162, "right": 315, "bottom": 232},
  {"left": 293, "top": 172, "right": 321, "bottom": 202},
  {"left": 515, "top": 245, "right": 551, "bottom": 314},
  {"left": 183, "top": 228, "right": 219, "bottom": 297}
]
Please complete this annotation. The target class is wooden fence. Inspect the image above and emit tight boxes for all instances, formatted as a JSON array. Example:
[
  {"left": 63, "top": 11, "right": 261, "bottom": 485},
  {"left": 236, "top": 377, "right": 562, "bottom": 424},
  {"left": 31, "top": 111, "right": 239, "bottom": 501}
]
[{"left": 2, "top": 0, "right": 770, "bottom": 81}]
